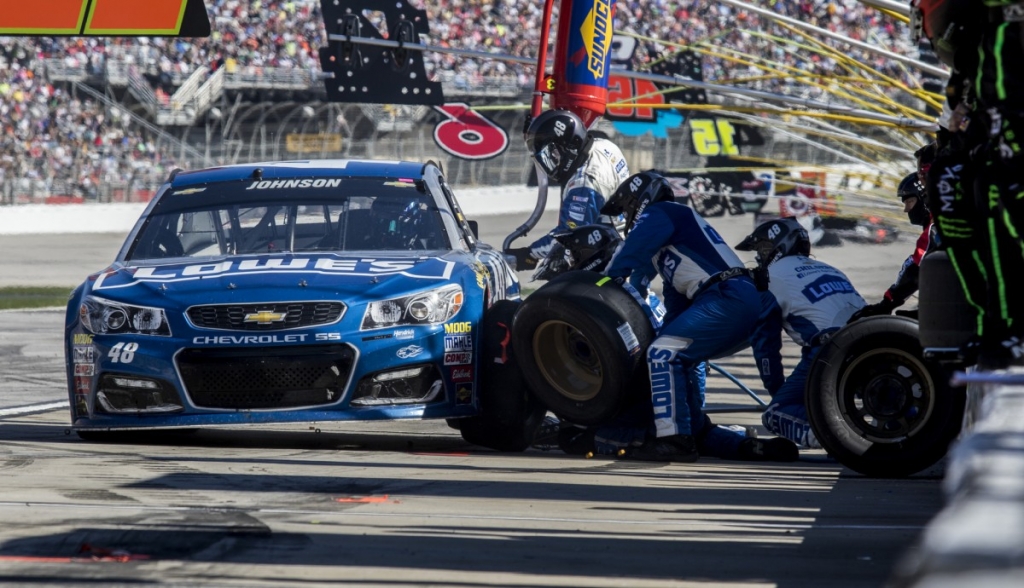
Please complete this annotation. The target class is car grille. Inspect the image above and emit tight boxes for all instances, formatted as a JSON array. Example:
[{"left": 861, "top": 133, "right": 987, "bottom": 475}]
[
  {"left": 178, "top": 344, "right": 355, "bottom": 410},
  {"left": 186, "top": 302, "right": 345, "bottom": 331}
]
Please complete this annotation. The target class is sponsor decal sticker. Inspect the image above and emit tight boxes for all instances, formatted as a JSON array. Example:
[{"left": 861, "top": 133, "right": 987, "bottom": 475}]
[
  {"left": 73, "top": 334, "right": 93, "bottom": 345},
  {"left": 617, "top": 322, "right": 640, "bottom": 355},
  {"left": 362, "top": 333, "right": 394, "bottom": 342},
  {"left": 74, "top": 364, "right": 95, "bottom": 377},
  {"left": 443, "top": 321, "right": 472, "bottom": 334},
  {"left": 450, "top": 366, "right": 473, "bottom": 382},
  {"left": 455, "top": 383, "right": 474, "bottom": 405},
  {"left": 397, "top": 345, "right": 425, "bottom": 359},
  {"left": 444, "top": 352, "right": 472, "bottom": 365},
  {"left": 444, "top": 335, "right": 473, "bottom": 352},
  {"left": 98, "top": 257, "right": 456, "bottom": 290},
  {"left": 471, "top": 262, "right": 489, "bottom": 291},
  {"left": 74, "top": 376, "right": 92, "bottom": 393},
  {"left": 393, "top": 329, "right": 415, "bottom": 340},
  {"left": 73, "top": 346, "right": 95, "bottom": 364}
]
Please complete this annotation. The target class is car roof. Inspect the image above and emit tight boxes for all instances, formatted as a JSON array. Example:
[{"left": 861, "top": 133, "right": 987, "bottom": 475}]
[{"left": 169, "top": 160, "right": 431, "bottom": 188}]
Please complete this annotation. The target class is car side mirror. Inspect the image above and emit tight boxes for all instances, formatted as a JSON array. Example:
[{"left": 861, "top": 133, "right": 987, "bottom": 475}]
[{"left": 467, "top": 220, "right": 479, "bottom": 239}]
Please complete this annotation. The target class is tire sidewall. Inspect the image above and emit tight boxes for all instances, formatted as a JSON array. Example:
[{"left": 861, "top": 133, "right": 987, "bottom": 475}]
[
  {"left": 513, "top": 273, "right": 650, "bottom": 425},
  {"left": 459, "top": 299, "right": 546, "bottom": 452},
  {"left": 806, "top": 316, "right": 965, "bottom": 477}
]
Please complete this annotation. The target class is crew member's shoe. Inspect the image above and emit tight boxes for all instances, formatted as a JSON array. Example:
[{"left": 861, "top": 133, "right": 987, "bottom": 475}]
[
  {"left": 738, "top": 437, "right": 799, "bottom": 462},
  {"left": 532, "top": 415, "right": 564, "bottom": 451},
  {"left": 557, "top": 427, "right": 596, "bottom": 456},
  {"left": 628, "top": 434, "right": 700, "bottom": 463}
]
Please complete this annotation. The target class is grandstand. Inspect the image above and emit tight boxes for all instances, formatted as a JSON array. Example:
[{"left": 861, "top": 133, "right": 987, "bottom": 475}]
[{"left": 1, "top": 0, "right": 928, "bottom": 203}]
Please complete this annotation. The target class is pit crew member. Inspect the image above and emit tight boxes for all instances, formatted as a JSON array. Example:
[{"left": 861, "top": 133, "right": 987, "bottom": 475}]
[
  {"left": 848, "top": 173, "right": 935, "bottom": 321},
  {"left": 508, "top": 109, "right": 630, "bottom": 270},
  {"left": 597, "top": 170, "right": 798, "bottom": 463},
  {"left": 736, "top": 217, "right": 867, "bottom": 449}
]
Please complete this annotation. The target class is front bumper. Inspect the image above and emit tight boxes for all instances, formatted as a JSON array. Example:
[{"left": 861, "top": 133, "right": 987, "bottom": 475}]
[{"left": 66, "top": 327, "right": 479, "bottom": 430}]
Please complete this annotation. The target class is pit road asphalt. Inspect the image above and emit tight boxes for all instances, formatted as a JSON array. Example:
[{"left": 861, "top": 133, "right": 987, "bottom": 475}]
[{"left": 0, "top": 212, "right": 936, "bottom": 587}]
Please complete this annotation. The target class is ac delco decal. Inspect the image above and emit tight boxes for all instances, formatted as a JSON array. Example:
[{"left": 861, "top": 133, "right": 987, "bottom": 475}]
[
  {"left": 432, "top": 103, "right": 509, "bottom": 161},
  {"left": 444, "top": 352, "right": 472, "bottom": 365},
  {"left": 450, "top": 366, "right": 473, "bottom": 382}
]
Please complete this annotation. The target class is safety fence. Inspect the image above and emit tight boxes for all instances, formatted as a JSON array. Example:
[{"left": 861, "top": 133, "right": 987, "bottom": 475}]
[{"left": 2, "top": 91, "right": 886, "bottom": 206}]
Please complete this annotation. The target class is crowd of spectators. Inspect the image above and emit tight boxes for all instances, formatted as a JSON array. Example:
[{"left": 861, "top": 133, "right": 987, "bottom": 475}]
[
  {"left": 2, "top": 0, "right": 919, "bottom": 203},
  {"left": 1, "top": 40, "right": 180, "bottom": 204}
]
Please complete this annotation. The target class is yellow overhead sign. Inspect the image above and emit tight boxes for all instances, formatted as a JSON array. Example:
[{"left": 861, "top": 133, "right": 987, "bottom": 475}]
[
  {"left": 0, "top": 0, "right": 210, "bottom": 36},
  {"left": 286, "top": 134, "right": 343, "bottom": 154}
]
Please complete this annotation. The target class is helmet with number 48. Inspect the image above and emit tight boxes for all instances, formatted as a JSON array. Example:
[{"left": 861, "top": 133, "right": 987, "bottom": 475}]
[{"left": 735, "top": 217, "right": 811, "bottom": 268}]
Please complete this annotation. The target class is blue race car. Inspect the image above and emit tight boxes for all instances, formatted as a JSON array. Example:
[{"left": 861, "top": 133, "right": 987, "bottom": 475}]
[{"left": 65, "top": 160, "right": 545, "bottom": 450}]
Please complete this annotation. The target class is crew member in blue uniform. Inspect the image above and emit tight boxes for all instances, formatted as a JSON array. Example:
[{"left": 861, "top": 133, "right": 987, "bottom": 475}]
[
  {"left": 508, "top": 109, "right": 630, "bottom": 270},
  {"left": 736, "top": 217, "right": 866, "bottom": 448},
  {"left": 599, "top": 171, "right": 798, "bottom": 462}
]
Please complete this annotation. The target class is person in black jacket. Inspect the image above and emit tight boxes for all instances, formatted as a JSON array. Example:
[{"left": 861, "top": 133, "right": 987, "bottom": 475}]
[{"left": 849, "top": 173, "right": 937, "bottom": 322}]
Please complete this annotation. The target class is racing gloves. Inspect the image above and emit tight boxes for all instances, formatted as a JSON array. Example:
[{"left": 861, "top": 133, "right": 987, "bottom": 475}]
[
  {"left": 847, "top": 297, "right": 897, "bottom": 324},
  {"left": 507, "top": 247, "right": 539, "bottom": 271}
]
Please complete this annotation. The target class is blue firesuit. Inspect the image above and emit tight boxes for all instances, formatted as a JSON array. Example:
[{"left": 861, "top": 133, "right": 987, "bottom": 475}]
[
  {"left": 601, "top": 201, "right": 760, "bottom": 458},
  {"left": 751, "top": 255, "right": 865, "bottom": 448},
  {"left": 526, "top": 138, "right": 630, "bottom": 260}
]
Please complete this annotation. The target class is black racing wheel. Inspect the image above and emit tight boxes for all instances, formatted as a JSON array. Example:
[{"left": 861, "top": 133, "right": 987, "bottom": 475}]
[{"left": 806, "top": 315, "right": 966, "bottom": 478}]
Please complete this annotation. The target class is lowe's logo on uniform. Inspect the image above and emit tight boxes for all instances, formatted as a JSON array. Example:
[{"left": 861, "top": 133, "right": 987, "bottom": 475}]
[
  {"left": 801, "top": 275, "right": 856, "bottom": 303},
  {"left": 657, "top": 249, "right": 683, "bottom": 283},
  {"left": 444, "top": 335, "right": 473, "bottom": 352}
]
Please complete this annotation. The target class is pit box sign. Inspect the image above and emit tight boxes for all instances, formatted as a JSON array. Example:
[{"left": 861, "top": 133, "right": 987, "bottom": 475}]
[{"left": 0, "top": 0, "right": 210, "bottom": 36}]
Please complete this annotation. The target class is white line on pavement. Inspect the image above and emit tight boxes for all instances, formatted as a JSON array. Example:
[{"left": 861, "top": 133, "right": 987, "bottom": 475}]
[
  {"left": 0, "top": 401, "right": 69, "bottom": 418},
  {"left": 0, "top": 501, "right": 926, "bottom": 530}
]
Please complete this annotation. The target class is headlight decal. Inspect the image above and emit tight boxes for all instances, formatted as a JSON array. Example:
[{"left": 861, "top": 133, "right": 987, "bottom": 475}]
[
  {"left": 361, "top": 284, "right": 463, "bottom": 330},
  {"left": 80, "top": 296, "right": 172, "bottom": 337}
]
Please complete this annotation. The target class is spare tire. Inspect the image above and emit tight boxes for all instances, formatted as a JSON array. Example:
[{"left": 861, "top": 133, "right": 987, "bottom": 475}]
[
  {"left": 512, "top": 271, "right": 654, "bottom": 425},
  {"left": 457, "top": 299, "right": 546, "bottom": 452},
  {"left": 806, "top": 315, "right": 965, "bottom": 478}
]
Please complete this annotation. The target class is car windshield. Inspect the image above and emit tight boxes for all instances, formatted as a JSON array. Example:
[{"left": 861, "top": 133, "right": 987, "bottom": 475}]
[{"left": 125, "top": 178, "right": 451, "bottom": 261}]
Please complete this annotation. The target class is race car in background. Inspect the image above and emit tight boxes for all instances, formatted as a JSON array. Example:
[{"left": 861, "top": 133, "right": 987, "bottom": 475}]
[{"left": 64, "top": 160, "right": 544, "bottom": 450}]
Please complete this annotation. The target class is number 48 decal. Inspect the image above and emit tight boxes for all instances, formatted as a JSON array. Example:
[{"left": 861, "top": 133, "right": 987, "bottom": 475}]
[
  {"left": 690, "top": 119, "right": 739, "bottom": 156},
  {"left": 108, "top": 342, "right": 139, "bottom": 364}
]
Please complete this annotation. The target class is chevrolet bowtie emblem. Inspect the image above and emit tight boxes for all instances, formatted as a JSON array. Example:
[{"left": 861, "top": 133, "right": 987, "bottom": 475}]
[{"left": 244, "top": 310, "right": 287, "bottom": 324}]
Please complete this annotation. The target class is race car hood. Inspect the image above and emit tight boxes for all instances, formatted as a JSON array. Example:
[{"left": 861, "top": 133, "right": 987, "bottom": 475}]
[{"left": 86, "top": 253, "right": 468, "bottom": 306}]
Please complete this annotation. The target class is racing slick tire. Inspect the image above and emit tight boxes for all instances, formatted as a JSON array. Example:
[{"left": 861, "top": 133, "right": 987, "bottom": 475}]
[
  {"left": 512, "top": 271, "right": 655, "bottom": 426},
  {"left": 457, "top": 299, "right": 546, "bottom": 452},
  {"left": 806, "top": 315, "right": 966, "bottom": 478}
]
